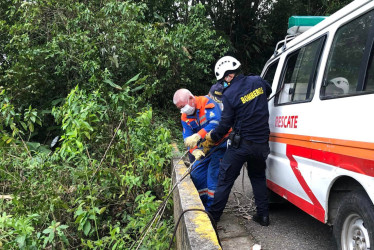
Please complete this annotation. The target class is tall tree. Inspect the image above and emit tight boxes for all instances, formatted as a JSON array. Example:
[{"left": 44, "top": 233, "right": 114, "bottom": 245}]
[
  {"left": 171, "top": 0, "right": 355, "bottom": 74},
  {"left": 264, "top": 0, "right": 354, "bottom": 62}
]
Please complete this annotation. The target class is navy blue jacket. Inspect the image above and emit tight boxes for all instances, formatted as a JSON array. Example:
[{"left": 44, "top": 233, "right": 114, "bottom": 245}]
[{"left": 211, "top": 74, "right": 272, "bottom": 143}]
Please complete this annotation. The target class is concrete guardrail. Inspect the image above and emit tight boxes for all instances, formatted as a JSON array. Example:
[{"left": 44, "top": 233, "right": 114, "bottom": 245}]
[{"left": 172, "top": 157, "right": 221, "bottom": 250}]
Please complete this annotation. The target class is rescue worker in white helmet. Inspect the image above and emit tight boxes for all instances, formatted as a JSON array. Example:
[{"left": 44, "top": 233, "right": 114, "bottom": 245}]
[
  {"left": 203, "top": 56, "right": 273, "bottom": 226},
  {"left": 173, "top": 88, "right": 228, "bottom": 210}
]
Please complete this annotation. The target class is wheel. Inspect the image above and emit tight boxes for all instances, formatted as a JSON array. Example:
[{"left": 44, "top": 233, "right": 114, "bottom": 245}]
[{"left": 333, "top": 190, "right": 374, "bottom": 250}]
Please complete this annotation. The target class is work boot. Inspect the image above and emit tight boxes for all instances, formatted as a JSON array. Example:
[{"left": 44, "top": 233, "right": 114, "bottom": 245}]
[{"left": 252, "top": 214, "right": 270, "bottom": 226}]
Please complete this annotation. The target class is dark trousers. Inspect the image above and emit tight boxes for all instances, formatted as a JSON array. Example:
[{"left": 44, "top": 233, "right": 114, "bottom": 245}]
[{"left": 208, "top": 140, "right": 270, "bottom": 222}]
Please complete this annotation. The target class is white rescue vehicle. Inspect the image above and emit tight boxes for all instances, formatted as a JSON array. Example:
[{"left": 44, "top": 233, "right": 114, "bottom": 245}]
[{"left": 261, "top": 1, "right": 374, "bottom": 249}]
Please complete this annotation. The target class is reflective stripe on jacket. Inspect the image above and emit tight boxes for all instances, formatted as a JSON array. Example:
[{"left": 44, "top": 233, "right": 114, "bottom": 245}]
[{"left": 181, "top": 96, "right": 221, "bottom": 153}]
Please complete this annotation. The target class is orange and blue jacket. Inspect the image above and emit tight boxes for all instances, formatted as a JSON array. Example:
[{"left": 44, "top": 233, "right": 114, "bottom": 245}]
[{"left": 181, "top": 96, "right": 225, "bottom": 153}]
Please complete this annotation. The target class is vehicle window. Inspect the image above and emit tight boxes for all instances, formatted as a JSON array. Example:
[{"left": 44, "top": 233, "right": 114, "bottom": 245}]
[
  {"left": 277, "top": 37, "right": 325, "bottom": 105},
  {"left": 321, "top": 10, "right": 374, "bottom": 97},
  {"left": 263, "top": 60, "right": 279, "bottom": 87}
]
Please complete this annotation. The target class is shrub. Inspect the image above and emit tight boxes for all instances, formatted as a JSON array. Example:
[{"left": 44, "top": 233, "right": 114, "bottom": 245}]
[{"left": 0, "top": 86, "right": 173, "bottom": 248}]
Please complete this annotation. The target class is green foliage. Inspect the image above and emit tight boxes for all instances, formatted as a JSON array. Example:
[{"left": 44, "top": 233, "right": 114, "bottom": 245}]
[
  {"left": 1, "top": 2, "right": 212, "bottom": 245},
  {"left": 41, "top": 221, "right": 69, "bottom": 248},
  {"left": 1, "top": 0, "right": 355, "bottom": 248},
  {"left": 0, "top": 89, "right": 42, "bottom": 147},
  {"left": 0, "top": 85, "right": 174, "bottom": 248},
  {"left": 0, "top": 212, "right": 39, "bottom": 249},
  {"left": 1, "top": 0, "right": 228, "bottom": 115},
  {"left": 157, "top": 0, "right": 353, "bottom": 74},
  {"left": 52, "top": 86, "right": 106, "bottom": 158}
]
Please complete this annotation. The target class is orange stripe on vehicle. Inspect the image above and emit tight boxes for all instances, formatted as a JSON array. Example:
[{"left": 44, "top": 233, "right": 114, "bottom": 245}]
[{"left": 270, "top": 132, "right": 374, "bottom": 161}]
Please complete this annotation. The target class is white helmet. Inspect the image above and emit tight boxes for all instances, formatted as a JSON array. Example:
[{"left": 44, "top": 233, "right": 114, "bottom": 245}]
[
  {"left": 214, "top": 56, "right": 241, "bottom": 80},
  {"left": 330, "top": 77, "right": 349, "bottom": 94}
]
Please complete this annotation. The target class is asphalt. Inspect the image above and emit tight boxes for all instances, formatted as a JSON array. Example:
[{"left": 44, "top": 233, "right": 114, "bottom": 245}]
[
  {"left": 217, "top": 167, "right": 258, "bottom": 250},
  {"left": 172, "top": 143, "right": 336, "bottom": 250},
  {"left": 216, "top": 167, "right": 336, "bottom": 250}
]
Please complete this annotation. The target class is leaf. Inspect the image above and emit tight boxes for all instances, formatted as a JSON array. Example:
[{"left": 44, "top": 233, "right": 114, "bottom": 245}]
[
  {"left": 15, "top": 235, "right": 26, "bottom": 248},
  {"left": 37, "top": 145, "right": 51, "bottom": 154},
  {"left": 74, "top": 208, "right": 85, "bottom": 217},
  {"left": 66, "top": 129, "right": 77, "bottom": 138},
  {"left": 48, "top": 232, "right": 55, "bottom": 243},
  {"left": 76, "top": 140, "right": 83, "bottom": 149},
  {"left": 43, "top": 236, "right": 49, "bottom": 247},
  {"left": 84, "top": 131, "right": 90, "bottom": 139},
  {"left": 51, "top": 98, "right": 65, "bottom": 106},
  {"left": 43, "top": 228, "right": 53, "bottom": 234},
  {"left": 104, "top": 79, "right": 122, "bottom": 90},
  {"left": 29, "top": 123, "right": 34, "bottom": 132},
  {"left": 83, "top": 221, "right": 91, "bottom": 236},
  {"left": 26, "top": 142, "right": 40, "bottom": 150},
  {"left": 87, "top": 240, "right": 94, "bottom": 248},
  {"left": 99, "top": 207, "right": 106, "bottom": 214},
  {"left": 131, "top": 85, "right": 145, "bottom": 92},
  {"left": 124, "top": 73, "right": 141, "bottom": 85},
  {"left": 60, "top": 234, "right": 69, "bottom": 245},
  {"left": 20, "top": 121, "right": 27, "bottom": 130}
]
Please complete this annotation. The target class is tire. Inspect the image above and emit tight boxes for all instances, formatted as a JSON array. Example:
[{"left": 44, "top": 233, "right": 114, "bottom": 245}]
[
  {"left": 333, "top": 190, "right": 374, "bottom": 250},
  {"left": 267, "top": 188, "right": 285, "bottom": 204}
]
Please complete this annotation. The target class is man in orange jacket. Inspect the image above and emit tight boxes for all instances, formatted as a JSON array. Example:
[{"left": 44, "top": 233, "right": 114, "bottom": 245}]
[{"left": 173, "top": 88, "right": 227, "bottom": 210}]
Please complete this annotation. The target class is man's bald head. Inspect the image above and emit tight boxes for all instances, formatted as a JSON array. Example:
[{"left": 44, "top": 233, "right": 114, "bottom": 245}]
[{"left": 173, "top": 89, "right": 195, "bottom": 109}]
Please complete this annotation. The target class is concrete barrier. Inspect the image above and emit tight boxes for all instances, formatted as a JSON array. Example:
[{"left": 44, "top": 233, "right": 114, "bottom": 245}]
[{"left": 172, "top": 158, "right": 221, "bottom": 250}]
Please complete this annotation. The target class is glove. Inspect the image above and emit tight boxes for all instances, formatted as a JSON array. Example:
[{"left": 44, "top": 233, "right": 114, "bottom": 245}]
[
  {"left": 202, "top": 131, "right": 216, "bottom": 154},
  {"left": 191, "top": 149, "right": 205, "bottom": 160},
  {"left": 184, "top": 133, "right": 201, "bottom": 148}
]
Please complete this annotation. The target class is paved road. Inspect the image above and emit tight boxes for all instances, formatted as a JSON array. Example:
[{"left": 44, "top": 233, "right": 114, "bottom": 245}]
[
  {"left": 224, "top": 168, "right": 337, "bottom": 250},
  {"left": 243, "top": 202, "right": 337, "bottom": 250}
]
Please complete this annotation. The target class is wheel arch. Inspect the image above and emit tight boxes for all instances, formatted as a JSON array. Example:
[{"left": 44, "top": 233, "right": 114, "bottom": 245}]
[{"left": 326, "top": 175, "right": 371, "bottom": 225}]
